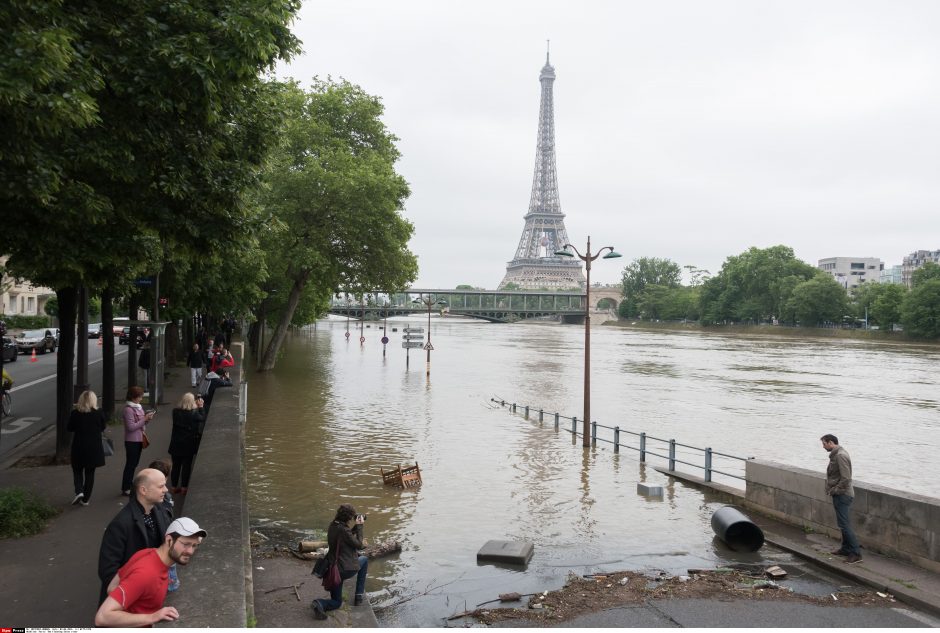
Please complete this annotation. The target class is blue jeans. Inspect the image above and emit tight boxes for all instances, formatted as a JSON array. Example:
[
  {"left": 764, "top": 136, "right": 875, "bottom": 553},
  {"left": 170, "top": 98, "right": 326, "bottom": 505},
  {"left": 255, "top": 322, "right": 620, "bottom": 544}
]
[
  {"left": 832, "top": 494, "right": 860, "bottom": 555},
  {"left": 317, "top": 556, "right": 368, "bottom": 612}
]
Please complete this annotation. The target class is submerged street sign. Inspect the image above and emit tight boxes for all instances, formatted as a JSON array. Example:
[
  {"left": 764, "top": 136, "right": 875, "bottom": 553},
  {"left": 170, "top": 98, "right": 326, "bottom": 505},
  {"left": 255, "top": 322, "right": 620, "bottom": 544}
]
[
  {"left": 402, "top": 342, "right": 424, "bottom": 349},
  {"left": 403, "top": 327, "right": 425, "bottom": 333}
]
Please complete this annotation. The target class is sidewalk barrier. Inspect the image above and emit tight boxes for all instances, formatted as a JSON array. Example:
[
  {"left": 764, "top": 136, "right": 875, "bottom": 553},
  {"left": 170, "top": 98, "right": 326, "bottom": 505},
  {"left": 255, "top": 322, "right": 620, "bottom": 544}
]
[{"left": 491, "top": 397, "right": 750, "bottom": 485}]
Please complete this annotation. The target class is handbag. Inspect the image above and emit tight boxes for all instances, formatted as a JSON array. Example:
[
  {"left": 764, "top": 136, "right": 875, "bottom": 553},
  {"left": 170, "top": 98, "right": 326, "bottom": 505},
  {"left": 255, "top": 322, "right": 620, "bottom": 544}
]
[
  {"left": 141, "top": 431, "right": 150, "bottom": 449},
  {"left": 311, "top": 554, "right": 329, "bottom": 578},
  {"left": 102, "top": 436, "right": 115, "bottom": 457},
  {"left": 321, "top": 538, "right": 342, "bottom": 591}
]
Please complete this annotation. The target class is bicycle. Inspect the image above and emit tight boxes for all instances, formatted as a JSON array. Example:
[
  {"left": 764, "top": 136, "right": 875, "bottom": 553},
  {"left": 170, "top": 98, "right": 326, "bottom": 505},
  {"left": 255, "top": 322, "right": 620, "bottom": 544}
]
[{"left": 1, "top": 388, "right": 11, "bottom": 419}]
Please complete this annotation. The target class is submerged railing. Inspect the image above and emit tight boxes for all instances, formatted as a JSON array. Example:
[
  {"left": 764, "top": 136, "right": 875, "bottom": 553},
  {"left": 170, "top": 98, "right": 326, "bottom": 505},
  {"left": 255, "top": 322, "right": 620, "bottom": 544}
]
[{"left": 491, "top": 398, "right": 750, "bottom": 484}]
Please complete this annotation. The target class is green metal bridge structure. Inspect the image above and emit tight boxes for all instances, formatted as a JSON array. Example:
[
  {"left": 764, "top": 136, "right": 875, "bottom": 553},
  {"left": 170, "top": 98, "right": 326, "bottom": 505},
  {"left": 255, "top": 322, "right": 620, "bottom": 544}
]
[{"left": 328, "top": 288, "right": 622, "bottom": 324}]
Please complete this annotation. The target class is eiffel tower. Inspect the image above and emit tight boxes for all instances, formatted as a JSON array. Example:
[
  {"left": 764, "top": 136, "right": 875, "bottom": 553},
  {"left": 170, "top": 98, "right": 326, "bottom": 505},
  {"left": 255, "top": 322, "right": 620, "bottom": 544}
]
[{"left": 499, "top": 49, "right": 585, "bottom": 290}]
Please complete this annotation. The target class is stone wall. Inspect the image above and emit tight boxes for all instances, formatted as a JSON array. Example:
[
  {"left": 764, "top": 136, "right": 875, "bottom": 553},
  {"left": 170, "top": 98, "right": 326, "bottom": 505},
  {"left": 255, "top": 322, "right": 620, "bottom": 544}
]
[
  {"left": 745, "top": 459, "right": 940, "bottom": 574},
  {"left": 163, "top": 344, "right": 251, "bottom": 627}
]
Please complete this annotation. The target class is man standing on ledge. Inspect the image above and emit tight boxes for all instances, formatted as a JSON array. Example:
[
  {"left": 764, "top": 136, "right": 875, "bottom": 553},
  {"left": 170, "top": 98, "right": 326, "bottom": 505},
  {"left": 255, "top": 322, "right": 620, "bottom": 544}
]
[{"left": 821, "top": 434, "right": 862, "bottom": 564}]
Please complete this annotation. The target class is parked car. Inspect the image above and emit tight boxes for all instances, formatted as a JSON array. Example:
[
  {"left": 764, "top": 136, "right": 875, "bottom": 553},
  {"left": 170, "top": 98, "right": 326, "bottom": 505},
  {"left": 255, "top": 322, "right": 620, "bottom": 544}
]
[
  {"left": 118, "top": 327, "right": 147, "bottom": 348},
  {"left": 88, "top": 323, "right": 102, "bottom": 338},
  {"left": 14, "top": 329, "right": 57, "bottom": 354},
  {"left": 2, "top": 336, "right": 17, "bottom": 362}
]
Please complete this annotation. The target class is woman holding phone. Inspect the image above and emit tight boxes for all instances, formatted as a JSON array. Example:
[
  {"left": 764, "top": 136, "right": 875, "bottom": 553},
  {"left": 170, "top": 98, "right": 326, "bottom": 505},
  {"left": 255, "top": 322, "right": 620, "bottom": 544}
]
[{"left": 120, "top": 385, "right": 155, "bottom": 496}]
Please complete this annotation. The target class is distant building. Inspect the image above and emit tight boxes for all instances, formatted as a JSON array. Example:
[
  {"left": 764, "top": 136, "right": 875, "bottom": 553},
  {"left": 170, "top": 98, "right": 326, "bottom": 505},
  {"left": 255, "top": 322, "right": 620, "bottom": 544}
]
[
  {"left": 817, "top": 257, "right": 883, "bottom": 291},
  {"left": 0, "top": 256, "right": 56, "bottom": 316},
  {"left": 880, "top": 265, "right": 903, "bottom": 285},
  {"left": 901, "top": 249, "right": 940, "bottom": 288}
]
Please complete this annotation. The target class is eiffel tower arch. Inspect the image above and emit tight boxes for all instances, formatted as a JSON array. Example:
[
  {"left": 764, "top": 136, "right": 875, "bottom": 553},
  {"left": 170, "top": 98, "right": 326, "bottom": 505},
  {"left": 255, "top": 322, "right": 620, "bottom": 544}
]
[{"left": 499, "top": 50, "right": 585, "bottom": 290}]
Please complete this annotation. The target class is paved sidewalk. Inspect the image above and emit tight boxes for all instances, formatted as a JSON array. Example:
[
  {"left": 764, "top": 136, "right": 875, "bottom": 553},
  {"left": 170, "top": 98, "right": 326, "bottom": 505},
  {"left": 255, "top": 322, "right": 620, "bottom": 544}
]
[{"left": 0, "top": 363, "right": 205, "bottom": 627}]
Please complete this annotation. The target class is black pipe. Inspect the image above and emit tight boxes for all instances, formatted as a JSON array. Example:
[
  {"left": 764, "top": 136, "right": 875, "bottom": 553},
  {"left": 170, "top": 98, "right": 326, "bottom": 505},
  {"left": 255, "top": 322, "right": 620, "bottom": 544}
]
[{"left": 711, "top": 506, "right": 765, "bottom": 552}]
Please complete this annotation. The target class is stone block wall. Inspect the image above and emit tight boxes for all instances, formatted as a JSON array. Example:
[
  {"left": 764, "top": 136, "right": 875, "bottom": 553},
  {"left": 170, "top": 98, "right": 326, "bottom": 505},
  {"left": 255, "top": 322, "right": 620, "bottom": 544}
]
[{"left": 745, "top": 459, "right": 940, "bottom": 573}]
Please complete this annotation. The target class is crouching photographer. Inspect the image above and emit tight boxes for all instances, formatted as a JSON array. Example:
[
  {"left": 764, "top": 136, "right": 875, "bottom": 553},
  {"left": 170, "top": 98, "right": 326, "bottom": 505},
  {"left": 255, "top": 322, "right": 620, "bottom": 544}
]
[{"left": 311, "top": 504, "right": 369, "bottom": 619}]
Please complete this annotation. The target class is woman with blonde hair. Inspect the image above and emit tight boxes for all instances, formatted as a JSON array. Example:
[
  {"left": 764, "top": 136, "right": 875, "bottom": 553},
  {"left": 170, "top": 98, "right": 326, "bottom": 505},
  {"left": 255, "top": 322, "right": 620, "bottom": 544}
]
[
  {"left": 167, "top": 392, "right": 206, "bottom": 494},
  {"left": 68, "top": 390, "right": 108, "bottom": 505}
]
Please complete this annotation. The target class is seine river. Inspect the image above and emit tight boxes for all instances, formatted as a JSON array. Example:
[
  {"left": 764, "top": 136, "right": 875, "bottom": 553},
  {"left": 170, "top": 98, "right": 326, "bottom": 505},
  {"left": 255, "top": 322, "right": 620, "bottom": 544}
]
[{"left": 245, "top": 316, "right": 940, "bottom": 626}]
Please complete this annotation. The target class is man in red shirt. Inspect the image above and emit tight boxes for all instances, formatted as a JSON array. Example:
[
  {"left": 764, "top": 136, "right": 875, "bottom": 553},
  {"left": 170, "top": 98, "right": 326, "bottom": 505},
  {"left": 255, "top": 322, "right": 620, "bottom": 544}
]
[{"left": 95, "top": 517, "right": 207, "bottom": 627}]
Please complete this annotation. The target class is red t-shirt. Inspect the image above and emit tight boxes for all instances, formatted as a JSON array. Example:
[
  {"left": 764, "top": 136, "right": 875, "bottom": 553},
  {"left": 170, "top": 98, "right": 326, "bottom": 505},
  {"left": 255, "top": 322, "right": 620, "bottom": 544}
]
[{"left": 108, "top": 548, "right": 169, "bottom": 617}]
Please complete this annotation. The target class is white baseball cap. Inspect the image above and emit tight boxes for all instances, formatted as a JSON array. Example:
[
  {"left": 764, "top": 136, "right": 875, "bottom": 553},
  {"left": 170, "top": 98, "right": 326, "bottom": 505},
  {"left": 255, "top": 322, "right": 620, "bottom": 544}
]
[{"left": 166, "top": 517, "right": 207, "bottom": 538}]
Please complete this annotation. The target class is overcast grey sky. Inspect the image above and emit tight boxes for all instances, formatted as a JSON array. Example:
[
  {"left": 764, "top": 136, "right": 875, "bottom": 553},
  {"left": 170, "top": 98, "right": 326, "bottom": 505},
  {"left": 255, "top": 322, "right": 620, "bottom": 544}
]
[{"left": 277, "top": 0, "right": 940, "bottom": 288}]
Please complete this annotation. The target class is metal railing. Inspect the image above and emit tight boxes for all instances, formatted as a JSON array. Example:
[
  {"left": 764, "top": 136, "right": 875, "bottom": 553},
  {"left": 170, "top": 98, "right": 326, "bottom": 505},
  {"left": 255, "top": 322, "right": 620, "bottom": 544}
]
[{"left": 492, "top": 398, "right": 749, "bottom": 483}]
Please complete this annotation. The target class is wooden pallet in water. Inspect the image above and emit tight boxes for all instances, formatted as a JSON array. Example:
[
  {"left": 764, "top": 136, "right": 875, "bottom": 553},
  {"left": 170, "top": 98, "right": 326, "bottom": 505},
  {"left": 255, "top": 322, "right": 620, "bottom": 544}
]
[{"left": 381, "top": 462, "right": 422, "bottom": 488}]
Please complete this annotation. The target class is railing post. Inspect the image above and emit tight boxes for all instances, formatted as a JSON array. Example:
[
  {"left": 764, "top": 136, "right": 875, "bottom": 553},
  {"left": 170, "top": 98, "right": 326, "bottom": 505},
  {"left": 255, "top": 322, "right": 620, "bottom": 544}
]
[
  {"left": 613, "top": 426, "right": 620, "bottom": 453},
  {"left": 572, "top": 416, "right": 577, "bottom": 436},
  {"left": 639, "top": 432, "right": 646, "bottom": 462},
  {"left": 554, "top": 412, "right": 559, "bottom": 430},
  {"left": 524, "top": 405, "right": 529, "bottom": 419},
  {"left": 539, "top": 408, "right": 544, "bottom": 422},
  {"left": 669, "top": 439, "right": 676, "bottom": 471},
  {"left": 705, "top": 448, "right": 713, "bottom": 482},
  {"left": 591, "top": 419, "right": 597, "bottom": 445}
]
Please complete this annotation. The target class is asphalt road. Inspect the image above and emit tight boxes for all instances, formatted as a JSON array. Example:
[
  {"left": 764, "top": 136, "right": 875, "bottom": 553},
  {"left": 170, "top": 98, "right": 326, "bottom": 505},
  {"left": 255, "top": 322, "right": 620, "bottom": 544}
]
[{"left": 0, "top": 336, "right": 129, "bottom": 458}]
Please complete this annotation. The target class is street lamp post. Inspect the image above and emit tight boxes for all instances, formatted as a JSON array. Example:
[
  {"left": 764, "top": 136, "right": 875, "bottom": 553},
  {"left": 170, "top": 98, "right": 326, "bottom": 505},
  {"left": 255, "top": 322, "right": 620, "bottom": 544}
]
[
  {"left": 555, "top": 236, "right": 621, "bottom": 447},
  {"left": 412, "top": 295, "right": 447, "bottom": 377}
]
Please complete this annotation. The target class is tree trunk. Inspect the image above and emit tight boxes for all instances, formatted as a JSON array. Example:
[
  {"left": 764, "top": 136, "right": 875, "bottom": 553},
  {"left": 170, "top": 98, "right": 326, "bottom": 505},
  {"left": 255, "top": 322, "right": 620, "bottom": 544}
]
[
  {"left": 101, "top": 288, "right": 115, "bottom": 420},
  {"left": 258, "top": 270, "right": 310, "bottom": 372},
  {"left": 165, "top": 321, "right": 180, "bottom": 364},
  {"left": 55, "top": 287, "right": 77, "bottom": 462}
]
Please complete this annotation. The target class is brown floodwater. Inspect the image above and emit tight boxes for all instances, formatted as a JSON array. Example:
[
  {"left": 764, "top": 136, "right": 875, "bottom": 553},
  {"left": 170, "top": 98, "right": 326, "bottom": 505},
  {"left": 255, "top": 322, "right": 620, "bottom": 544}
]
[{"left": 245, "top": 317, "right": 940, "bottom": 626}]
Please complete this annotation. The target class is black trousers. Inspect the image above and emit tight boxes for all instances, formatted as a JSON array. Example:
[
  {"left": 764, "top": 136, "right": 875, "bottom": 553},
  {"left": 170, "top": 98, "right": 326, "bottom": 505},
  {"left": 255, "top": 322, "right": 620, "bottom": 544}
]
[
  {"left": 170, "top": 454, "right": 195, "bottom": 488},
  {"left": 72, "top": 465, "right": 97, "bottom": 501},
  {"left": 122, "top": 441, "right": 143, "bottom": 492}
]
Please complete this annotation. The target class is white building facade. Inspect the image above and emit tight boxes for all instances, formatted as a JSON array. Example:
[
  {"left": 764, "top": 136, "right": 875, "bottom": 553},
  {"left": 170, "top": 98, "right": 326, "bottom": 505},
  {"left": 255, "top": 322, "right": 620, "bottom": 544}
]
[
  {"left": 901, "top": 249, "right": 940, "bottom": 288},
  {"left": 0, "top": 256, "right": 56, "bottom": 316},
  {"left": 817, "top": 257, "right": 883, "bottom": 291}
]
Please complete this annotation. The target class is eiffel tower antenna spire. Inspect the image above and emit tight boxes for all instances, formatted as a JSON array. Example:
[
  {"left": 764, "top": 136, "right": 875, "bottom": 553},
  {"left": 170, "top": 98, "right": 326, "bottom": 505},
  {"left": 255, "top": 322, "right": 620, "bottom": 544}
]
[
  {"left": 498, "top": 49, "right": 585, "bottom": 290},
  {"left": 546, "top": 39, "right": 550, "bottom": 63}
]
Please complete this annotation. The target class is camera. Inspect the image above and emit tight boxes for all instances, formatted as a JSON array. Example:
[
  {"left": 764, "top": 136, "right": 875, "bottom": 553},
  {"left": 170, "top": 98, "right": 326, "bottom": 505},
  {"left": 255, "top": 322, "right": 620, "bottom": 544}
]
[{"left": 356, "top": 514, "right": 367, "bottom": 522}]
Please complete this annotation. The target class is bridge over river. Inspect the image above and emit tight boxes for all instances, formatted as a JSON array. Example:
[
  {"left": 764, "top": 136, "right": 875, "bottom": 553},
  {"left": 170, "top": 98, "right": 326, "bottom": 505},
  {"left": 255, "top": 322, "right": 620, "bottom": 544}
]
[{"left": 328, "top": 287, "right": 621, "bottom": 324}]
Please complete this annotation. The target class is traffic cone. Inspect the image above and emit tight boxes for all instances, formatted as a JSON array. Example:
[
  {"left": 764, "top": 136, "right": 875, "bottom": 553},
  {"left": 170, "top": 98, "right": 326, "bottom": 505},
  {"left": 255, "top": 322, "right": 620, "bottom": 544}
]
[{"left": 30, "top": 349, "right": 38, "bottom": 362}]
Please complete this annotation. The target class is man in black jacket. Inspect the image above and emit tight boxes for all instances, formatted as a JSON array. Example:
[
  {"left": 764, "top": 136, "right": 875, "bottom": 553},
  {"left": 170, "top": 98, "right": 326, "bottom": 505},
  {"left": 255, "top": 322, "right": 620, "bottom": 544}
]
[
  {"left": 198, "top": 369, "right": 232, "bottom": 415},
  {"left": 97, "top": 468, "right": 172, "bottom": 604}
]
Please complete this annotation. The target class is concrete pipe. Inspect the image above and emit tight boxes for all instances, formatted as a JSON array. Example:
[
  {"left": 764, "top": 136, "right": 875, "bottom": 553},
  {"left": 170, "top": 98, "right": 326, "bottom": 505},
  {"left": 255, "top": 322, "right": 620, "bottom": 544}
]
[{"left": 710, "top": 505, "right": 765, "bottom": 552}]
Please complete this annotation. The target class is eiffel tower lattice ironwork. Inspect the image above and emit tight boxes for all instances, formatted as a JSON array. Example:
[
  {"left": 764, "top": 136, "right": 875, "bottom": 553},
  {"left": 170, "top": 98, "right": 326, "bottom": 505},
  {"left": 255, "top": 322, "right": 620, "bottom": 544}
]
[{"left": 499, "top": 50, "right": 585, "bottom": 290}]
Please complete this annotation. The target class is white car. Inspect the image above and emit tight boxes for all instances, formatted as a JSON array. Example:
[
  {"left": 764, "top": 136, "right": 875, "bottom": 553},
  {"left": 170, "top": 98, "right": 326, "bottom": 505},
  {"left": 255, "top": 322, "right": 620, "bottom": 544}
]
[{"left": 89, "top": 323, "right": 102, "bottom": 338}]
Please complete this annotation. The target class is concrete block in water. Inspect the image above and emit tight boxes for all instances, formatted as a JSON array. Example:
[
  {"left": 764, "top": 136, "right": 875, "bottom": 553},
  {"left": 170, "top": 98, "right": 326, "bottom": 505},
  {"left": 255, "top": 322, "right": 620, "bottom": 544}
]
[
  {"left": 477, "top": 540, "right": 534, "bottom": 565},
  {"left": 637, "top": 483, "right": 664, "bottom": 497}
]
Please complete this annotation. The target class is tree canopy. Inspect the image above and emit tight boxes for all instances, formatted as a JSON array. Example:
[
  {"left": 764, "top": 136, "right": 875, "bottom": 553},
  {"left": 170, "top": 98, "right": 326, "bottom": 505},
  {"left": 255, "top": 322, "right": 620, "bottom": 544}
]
[
  {"left": 699, "top": 246, "right": 818, "bottom": 324},
  {"left": 619, "top": 257, "right": 681, "bottom": 318},
  {"left": 254, "top": 79, "right": 418, "bottom": 371}
]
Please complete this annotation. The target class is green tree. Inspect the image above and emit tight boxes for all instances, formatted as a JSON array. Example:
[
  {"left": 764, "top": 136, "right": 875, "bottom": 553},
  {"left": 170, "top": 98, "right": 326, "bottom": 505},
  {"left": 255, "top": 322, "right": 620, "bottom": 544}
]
[
  {"left": 852, "top": 282, "right": 906, "bottom": 329},
  {"left": 912, "top": 261, "right": 940, "bottom": 286},
  {"left": 619, "top": 257, "right": 681, "bottom": 318},
  {"left": 785, "top": 274, "right": 848, "bottom": 327},
  {"left": 255, "top": 79, "right": 418, "bottom": 371},
  {"left": 700, "top": 246, "right": 817, "bottom": 324},
  {"left": 0, "top": 0, "right": 300, "bottom": 459},
  {"left": 900, "top": 278, "right": 940, "bottom": 339}
]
